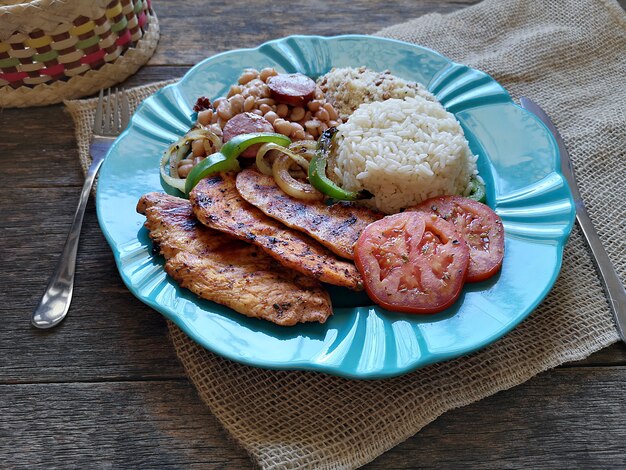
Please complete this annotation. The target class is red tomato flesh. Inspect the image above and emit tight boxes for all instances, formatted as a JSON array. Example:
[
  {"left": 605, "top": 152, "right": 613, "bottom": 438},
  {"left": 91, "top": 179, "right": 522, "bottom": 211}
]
[
  {"left": 409, "top": 196, "right": 504, "bottom": 282},
  {"left": 354, "top": 212, "right": 470, "bottom": 314}
]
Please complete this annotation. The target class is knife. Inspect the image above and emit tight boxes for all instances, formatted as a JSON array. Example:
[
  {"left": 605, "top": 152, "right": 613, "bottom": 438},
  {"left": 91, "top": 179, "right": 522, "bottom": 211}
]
[{"left": 520, "top": 97, "right": 626, "bottom": 344}]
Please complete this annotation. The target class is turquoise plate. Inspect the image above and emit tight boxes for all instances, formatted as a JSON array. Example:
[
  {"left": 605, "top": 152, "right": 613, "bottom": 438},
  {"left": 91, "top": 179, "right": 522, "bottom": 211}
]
[{"left": 96, "top": 35, "right": 574, "bottom": 379}]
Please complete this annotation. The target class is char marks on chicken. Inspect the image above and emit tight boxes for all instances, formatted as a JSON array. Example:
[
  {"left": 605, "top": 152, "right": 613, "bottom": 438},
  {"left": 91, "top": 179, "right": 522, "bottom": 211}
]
[
  {"left": 137, "top": 192, "right": 332, "bottom": 326},
  {"left": 189, "top": 173, "right": 364, "bottom": 291}
]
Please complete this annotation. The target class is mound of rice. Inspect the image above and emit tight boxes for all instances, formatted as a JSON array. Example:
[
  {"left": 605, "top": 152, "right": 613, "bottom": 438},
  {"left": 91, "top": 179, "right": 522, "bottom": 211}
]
[{"left": 330, "top": 95, "right": 479, "bottom": 214}]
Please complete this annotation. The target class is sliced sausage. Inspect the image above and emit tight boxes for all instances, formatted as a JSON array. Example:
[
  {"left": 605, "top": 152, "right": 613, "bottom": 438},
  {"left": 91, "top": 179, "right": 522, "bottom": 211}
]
[
  {"left": 267, "top": 73, "right": 316, "bottom": 107},
  {"left": 222, "top": 112, "right": 274, "bottom": 157}
]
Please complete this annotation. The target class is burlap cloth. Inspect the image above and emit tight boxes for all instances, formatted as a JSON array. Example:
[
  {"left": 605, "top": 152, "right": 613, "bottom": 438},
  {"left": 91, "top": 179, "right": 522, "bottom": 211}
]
[{"left": 66, "top": 0, "right": 626, "bottom": 467}]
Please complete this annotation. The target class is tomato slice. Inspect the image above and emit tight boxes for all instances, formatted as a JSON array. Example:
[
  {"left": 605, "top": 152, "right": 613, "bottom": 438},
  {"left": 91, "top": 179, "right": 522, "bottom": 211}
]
[
  {"left": 354, "top": 212, "right": 470, "bottom": 314},
  {"left": 409, "top": 196, "right": 504, "bottom": 282}
]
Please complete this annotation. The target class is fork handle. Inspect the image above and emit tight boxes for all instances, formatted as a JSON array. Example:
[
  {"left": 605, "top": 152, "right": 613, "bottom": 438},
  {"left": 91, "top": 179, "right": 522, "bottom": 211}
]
[{"left": 31, "top": 158, "right": 104, "bottom": 329}]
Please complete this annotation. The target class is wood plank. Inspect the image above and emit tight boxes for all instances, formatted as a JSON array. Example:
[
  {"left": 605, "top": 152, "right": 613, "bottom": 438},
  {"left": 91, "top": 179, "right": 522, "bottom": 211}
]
[
  {"left": 365, "top": 367, "right": 626, "bottom": 469},
  {"left": 2, "top": 368, "right": 625, "bottom": 469},
  {"left": 1, "top": 187, "right": 184, "bottom": 383},
  {"left": 147, "top": 0, "right": 483, "bottom": 66},
  {"left": 0, "top": 380, "right": 250, "bottom": 469},
  {"left": 0, "top": 106, "right": 81, "bottom": 188}
]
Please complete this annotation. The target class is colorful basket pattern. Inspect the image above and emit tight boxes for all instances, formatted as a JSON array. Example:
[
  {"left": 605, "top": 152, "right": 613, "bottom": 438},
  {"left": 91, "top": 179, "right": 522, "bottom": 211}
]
[{"left": 0, "top": 0, "right": 153, "bottom": 89}]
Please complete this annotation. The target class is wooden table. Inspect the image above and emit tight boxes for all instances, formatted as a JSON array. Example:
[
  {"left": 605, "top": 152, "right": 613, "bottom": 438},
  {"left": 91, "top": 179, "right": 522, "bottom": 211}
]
[{"left": 3, "top": 1, "right": 626, "bottom": 467}]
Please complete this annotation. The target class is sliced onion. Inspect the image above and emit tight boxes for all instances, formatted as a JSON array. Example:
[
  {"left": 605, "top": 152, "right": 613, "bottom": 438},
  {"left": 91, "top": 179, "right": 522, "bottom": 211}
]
[
  {"left": 289, "top": 140, "right": 316, "bottom": 155},
  {"left": 272, "top": 154, "right": 323, "bottom": 201},
  {"left": 168, "top": 141, "right": 189, "bottom": 179},
  {"left": 160, "top": 151, "right": 186, "bottom": 191},
  {"left": 160, "top": 128, "right": 221, "bottom": 192},
  {"left": 257, "top": 142, "right": 312, "bottom": 175},
  {"left": 255, "top": 143, "right": 277, "bottom": 176},
  {"left": 197, "top": 127, "right": 222, "bottom": 152}
]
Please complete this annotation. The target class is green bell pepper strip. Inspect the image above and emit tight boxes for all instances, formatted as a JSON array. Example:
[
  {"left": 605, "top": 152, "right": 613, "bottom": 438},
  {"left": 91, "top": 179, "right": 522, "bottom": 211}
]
[
  {"left": 468, "top": 177, "right": 487, "bottom": 203},
  {"left": 184, "top": 132, "right": 291, "bottom": 195},
  {"left": 308, "top": 128, "right": 373, "bottom": 201}
]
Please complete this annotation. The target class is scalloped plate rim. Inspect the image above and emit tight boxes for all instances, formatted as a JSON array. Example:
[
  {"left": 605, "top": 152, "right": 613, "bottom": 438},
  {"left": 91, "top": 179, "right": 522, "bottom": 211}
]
[{"left": 96, "top": 34, "right": 574, "bottom": 380}]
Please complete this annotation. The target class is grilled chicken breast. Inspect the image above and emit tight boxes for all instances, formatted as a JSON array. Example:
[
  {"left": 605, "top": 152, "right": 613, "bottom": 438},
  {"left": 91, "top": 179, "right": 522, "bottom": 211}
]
[
  {"left": 189, "top": 173, "right": 364, "bottom": 291},
  {"left": 137, "top": 192, "right": 332, "bottom": 326},
  {"left": 236, "top": 169, "right": 383, "bottom": 259}
]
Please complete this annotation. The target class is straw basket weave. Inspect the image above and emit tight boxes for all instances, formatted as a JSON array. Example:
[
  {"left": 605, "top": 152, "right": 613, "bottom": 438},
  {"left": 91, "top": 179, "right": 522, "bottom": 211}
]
[{"left": 0, "top": 0, "right": 159, "bottom": 108}]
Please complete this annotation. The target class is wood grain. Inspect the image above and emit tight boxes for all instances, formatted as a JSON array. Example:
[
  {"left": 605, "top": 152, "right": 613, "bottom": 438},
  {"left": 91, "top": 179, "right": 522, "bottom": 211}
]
[
  {"left": 0, "top": 380, "right": 250, "bottom": 469},
  {"left": 365, "top": 367, "right": 626, "bottom": 469},
  {"left": 1, "top": 369, "right": 625, "bottom": 469},
  {"left": 147, "top": 0, "right": 483, "bottom": 66},
  {"left": 2, "top": 0, "right": 626, "bottom": 468}
]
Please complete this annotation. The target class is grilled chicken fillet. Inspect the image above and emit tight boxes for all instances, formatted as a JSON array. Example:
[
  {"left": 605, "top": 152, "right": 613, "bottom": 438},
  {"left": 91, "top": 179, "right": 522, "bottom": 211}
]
[
  {"left": 189, "top": 173, "right": 364, "bottom": 291},
  {"left": 137, "top": 192, "right": 332, "bottom": 326},
  {"left": 236, "top": 169, "right": 384, "bottom": 259}
]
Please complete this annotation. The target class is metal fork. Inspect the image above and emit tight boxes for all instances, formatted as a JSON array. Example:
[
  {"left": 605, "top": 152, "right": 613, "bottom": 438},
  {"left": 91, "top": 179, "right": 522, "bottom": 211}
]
[{"left": 31, "top": 89, "right": 130, "bottom": 329}]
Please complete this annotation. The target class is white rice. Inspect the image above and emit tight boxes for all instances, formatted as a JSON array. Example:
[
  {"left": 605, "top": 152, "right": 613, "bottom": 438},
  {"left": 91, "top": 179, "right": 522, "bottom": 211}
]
[{"left": 331, "top": 95, "right": 479, "bottom": 214}]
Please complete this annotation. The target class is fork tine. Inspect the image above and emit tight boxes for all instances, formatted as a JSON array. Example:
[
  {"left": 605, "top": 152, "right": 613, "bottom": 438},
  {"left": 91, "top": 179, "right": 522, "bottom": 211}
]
[
  {"left": 103, "top": 88, "right": 112, "bottom": 134},
  {"left": 120, "top": 89, "right": 130, "bottom": 130},
  {"left": 93, "top": 89, "right": 104, "bottom": 134},
  {"left": 112, "top": 88, "right": 120, "bottom": 133}
]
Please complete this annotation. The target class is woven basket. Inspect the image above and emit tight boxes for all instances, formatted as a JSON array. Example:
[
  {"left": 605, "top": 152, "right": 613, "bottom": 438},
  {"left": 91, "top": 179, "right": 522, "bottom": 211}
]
[{"left": 0, "top": 0, "right": 159, "bottom": 108}]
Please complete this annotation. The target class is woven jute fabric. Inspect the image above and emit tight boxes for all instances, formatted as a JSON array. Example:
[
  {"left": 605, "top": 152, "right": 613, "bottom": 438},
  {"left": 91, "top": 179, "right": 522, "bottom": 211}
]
[{"left": 66, "top": 0, "right": 626, "bottom": 468}]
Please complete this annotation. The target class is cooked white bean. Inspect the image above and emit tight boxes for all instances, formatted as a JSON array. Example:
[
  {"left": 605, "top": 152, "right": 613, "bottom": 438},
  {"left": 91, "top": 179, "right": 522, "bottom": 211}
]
[
  {"left": 305, "top": 119, "right": 320, "bottom": 132},
  {"left": 256, "top": 97, "right": 275, "bottom": 106},
  {"left": 197, "top": 109, "right": 213, "bottom": 126},
  {"left": 316, "top": 108, "right": 330, "bottom": 122},
  {"left": 239, "top": 69, "right": 258, "bottom": 85},
  {"left": 273, "top": 118, "right": 292, "bottom": 135},
  {"left": 177, "top": 164, "right": 193, "bottom": 178},
  {"left": 264, "top": 111, "right": 279, "bottom": 124},
  {"left": 290, "top": 106, "right": 305, "bottom": 121},
  {"left": 191, "top": 139, "right": 205, "bottom": 157},
  {"left": 243, "top": 96, "right": 256, "bottom": 112},
  {"left": 217, "top": 103, "right": 233, "bottom": 120},
  {"left": 229, "top": 94, "right": 244, "bottom": 114},
  {"left": 259, "top": 67, "right": 278, "bottom": 82},
  {"left": 323, "top": 102, "right": 338, "bottom": 120},
  {"left": 307, "top": 100, "right": 322, "bottom": 112},
  {"left": 227, "top": 85, "right": 243, "bottom": 98},
  {"left": 248, "top": 78, "right": 264, "bottom": 87},
  {"left": 276, "top": 103, "right": 289, "bottom": 118},
  {"left": 258, "top": 84, "right": 271, "bottom": 98}
]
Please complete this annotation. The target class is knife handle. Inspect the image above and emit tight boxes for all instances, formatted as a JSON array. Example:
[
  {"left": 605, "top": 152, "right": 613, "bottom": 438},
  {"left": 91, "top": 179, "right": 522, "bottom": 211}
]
[{"left": 575, "top": 205, "right": 626, "bottom": 343}]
